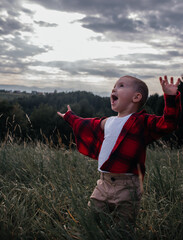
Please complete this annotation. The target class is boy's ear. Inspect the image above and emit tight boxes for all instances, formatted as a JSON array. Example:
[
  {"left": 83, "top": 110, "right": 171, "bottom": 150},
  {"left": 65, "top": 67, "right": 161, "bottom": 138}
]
[{"left": 133, "top": 92, "right": 142, "bottom": 103}]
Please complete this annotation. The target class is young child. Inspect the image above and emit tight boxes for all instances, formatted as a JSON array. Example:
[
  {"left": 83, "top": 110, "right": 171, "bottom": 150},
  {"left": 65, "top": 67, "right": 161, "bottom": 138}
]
[{"left": 57, "top": 75, "right": 181, "bottom": 223}]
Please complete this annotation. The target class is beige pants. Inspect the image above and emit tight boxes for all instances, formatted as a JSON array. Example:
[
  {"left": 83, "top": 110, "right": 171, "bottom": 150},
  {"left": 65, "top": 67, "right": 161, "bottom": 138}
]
[{"left": 89, "top": 172, "right": 142, "bottom": 222}]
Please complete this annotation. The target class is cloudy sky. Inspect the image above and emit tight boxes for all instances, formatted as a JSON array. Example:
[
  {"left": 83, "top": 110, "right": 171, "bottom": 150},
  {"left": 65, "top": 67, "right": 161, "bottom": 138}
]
[{"left": 0, "top": 0, "right": 182, "bottom": 96}]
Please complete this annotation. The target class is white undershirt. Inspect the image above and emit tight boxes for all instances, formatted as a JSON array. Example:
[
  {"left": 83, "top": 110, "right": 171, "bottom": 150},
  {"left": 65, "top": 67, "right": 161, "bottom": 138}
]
[{"left": 98, "top": 114, "right": 132, "bottom": 172}]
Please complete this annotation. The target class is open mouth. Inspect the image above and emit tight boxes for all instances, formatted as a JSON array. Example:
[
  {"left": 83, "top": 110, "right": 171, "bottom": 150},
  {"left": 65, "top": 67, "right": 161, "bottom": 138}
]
[{"left": 111, "top": 94, "right": 118, "bottom": 104}]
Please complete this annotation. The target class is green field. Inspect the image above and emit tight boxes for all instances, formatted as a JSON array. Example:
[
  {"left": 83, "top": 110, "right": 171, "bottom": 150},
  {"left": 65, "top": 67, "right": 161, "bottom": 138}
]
[{"left": 0, "top": 143, "right": 182, "bottom": 239}]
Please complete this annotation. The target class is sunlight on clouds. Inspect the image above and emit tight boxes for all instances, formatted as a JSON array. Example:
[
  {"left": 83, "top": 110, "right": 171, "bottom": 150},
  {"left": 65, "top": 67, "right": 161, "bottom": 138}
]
[
  {"left": 128, "top": 12, "right": 141, "bottom": 21},
  {"left": 21, "top": 2, "right": 157, "bottom": 63},
  {"left": 28, "top": 66, "right": 61, "bottom": 74},
  {"left": 9, "top": 1, "right": 180, "bottom": 96},
  {"left": 21, "top": 3, "right": 100, "bottom": 61}
]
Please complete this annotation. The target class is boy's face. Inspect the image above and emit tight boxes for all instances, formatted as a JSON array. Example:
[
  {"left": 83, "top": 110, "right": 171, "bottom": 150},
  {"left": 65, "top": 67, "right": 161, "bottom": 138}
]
[{"left": 110, "top": 76, "right": 138, "bottom": 114}]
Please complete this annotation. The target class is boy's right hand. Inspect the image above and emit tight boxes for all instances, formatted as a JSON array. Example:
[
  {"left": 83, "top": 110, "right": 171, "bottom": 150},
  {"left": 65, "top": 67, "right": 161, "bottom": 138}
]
[{"left": 57, "top": 105, "right": 71, "bottom": 118}]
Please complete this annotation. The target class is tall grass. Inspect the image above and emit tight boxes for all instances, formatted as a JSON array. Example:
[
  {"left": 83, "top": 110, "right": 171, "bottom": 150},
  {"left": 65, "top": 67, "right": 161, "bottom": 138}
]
[{"left": 0, "top": 142, "right": 182, "bottom": 239}]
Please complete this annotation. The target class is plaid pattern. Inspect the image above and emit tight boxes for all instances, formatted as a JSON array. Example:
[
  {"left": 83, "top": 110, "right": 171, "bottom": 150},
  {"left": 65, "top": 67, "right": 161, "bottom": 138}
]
[{"left": 64, "top": 92, "right": 181, "bottom": 177}]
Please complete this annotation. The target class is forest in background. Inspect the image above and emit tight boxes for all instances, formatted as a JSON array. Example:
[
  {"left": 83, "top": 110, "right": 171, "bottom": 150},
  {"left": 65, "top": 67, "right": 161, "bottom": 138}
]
[{"left": 0, "top": 82, "right": 183, "bottom": 147}]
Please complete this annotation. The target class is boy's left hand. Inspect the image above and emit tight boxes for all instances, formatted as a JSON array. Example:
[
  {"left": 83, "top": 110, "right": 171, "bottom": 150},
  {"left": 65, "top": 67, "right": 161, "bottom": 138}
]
[
  {"left": 57, "top": 105, "right": 71, "bottom": 118},
  {"left": 159, "top": 75, "right": 181, "bottom": 95}
]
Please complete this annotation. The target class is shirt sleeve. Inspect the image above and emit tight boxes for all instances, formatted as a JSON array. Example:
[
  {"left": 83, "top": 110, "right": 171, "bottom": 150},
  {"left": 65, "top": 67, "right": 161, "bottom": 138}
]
[
  {"left": 145, "top": 91, "right": 181, "bottom": 143},
  {"left": 64, "top": 111, "right": 105, "bottom": 159}
]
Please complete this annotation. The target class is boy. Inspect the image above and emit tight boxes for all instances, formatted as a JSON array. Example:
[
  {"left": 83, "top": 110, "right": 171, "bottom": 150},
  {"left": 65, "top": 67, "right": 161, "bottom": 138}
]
[{"left": 57, "top": 75, "right": 181, "bottom": 223}]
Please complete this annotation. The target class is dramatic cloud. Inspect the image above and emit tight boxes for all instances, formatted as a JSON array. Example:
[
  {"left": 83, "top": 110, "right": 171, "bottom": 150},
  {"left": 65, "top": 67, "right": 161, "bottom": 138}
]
[
  {"left": 0, "top": 34, "right": 51, "bottom": 76},
  {"left": 0, "top": 0, "right": 182, "bottom": 96},
  {"left": 29, "top": 0, "right": 183, "bottom": 32}
]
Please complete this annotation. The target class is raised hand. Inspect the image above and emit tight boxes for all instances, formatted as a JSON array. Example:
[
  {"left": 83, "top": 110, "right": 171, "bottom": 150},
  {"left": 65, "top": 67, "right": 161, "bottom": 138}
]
[
  {"left": 159, "top": 75, "right": 181, "bottom": 95},
  {"left": 57, "top": 105, "right": 71, "bottom": 118}
]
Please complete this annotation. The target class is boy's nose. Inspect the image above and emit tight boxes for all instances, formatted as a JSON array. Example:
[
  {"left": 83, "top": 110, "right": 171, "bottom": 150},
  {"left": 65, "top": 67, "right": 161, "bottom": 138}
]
[{"left": 112, "top": 87, "right": 116, "bottom": 93}]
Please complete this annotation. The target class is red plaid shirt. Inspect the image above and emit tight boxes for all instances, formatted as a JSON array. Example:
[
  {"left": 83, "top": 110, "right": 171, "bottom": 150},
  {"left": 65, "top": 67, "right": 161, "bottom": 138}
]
[{"left": 64, "top": 93, "right": 181, "bottom": 177}]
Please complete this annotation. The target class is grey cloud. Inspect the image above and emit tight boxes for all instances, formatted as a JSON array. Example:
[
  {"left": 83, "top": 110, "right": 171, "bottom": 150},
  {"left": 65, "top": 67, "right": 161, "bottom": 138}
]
[
  {"left": 43, "top": 60, "right": 123, "bottom": 78},
  {"left": 0, "top": 0, "right": 32, "bottom": 20},
  {"left": 28, "top": 0, "right": 183, "bottom": 37},
  {"left": 116, "top": 50, "right": 183, "bottom": 62},
  {"left": 0, "top": 0, "right": 34, "bottom": 35},
  {"left": 7, "top": 50, "right": 181, "bottom": 80},
  {"left": 1, "top": 36, "right": 51, "bottom": 59},
  {"left": 149, "top": 40, "right": 183, "bottom": 50},
  {"left": 34, "top": 21, "right": 58, "bottom": 27},
  {"left": 21, "top": 7, "right": 35, "bottom": 15},
  {"left": 0, "top": 17, "right": 32, "bottom": 35},
  {"left": 126, "top": 63, "right": 168, "bottom": 70},
  {"left": 28, "top": 0, "right": 176, "bottom": 15},
  {"left": 28, "top": 0, "right": 127, "bottom": 15},
  {"left": 0, "top": 35, "right": 52, "bottom": 76},
  {"left": 33, "top": 57, "right": 166, "bottom": 80},
  {"left": 167, "top": 51, "right": 182, "bottom": 57},
  {"left": 80, "top": 16, "right": 144, "bottom": 34},
  {"left": 0, "top": 0, "right": 21, "bottom": 12},
  {"left": 0, "top": 41, "right": 122, "bottom": 78}
]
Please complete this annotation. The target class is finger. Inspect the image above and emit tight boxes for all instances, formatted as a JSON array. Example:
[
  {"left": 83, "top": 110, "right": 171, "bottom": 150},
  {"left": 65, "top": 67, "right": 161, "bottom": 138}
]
[
  {"left": 57, "top": 112, "right": 64, "bottom": 118},
  {"left": 174, "top": 78, "right": 181, "bottom": 87},
  {"left": 164, "top": 75, "right": 168, "bottom": 84},
  {"left": 67, "top": 105, "right": 71, "bottom": 111},
  {"left": 159, "top": 76, "right": 166, "bottom": 86},
  {"left": 159, "top": 76, "right": 163, "bottom": 85},
  {"left": 170, "top": 77, "right": 174, "bottom": 84}
]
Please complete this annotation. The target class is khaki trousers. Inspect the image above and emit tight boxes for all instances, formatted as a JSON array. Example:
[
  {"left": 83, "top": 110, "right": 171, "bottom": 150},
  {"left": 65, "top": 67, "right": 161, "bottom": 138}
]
[{"left": 89, "top": 172, "right": 142, "bottom": 222}]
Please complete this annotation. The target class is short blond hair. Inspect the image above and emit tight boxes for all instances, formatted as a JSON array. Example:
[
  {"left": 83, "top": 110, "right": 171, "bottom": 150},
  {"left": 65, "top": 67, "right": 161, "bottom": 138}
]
[{"left": 124, "top": 75, "right": 149, "bottom": 108}]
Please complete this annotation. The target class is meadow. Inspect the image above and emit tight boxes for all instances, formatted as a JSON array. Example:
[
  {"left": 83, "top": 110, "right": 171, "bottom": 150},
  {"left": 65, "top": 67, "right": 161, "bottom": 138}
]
[{"left": 0, "top": 141, "right": 182, "bottom": 240}]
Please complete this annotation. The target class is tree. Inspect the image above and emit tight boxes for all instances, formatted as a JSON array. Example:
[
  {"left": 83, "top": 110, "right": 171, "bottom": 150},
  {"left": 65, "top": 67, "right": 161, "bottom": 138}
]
[{"left": 30, "top": 104, "right": 57, "bottom": 142}]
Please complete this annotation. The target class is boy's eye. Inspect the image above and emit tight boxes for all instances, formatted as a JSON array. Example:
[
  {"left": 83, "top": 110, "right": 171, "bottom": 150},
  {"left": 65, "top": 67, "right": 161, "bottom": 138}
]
[{"left": 120, "top": 84, "right": 124, "bottom": 87}]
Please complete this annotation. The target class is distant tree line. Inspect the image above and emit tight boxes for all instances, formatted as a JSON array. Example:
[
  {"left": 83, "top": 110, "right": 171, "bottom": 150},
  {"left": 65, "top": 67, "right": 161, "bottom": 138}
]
[{"left": 0, "top": 83, "right": 182, "bottom": 147}]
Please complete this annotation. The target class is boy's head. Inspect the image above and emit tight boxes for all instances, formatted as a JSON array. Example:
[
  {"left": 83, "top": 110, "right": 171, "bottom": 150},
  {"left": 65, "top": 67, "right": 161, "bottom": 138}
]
[
  {"left": 128, "top": 75, "right": 149, "bottom": 108},
  {"left": 111, "top": 75, "right": 149, "bottom": 116}
]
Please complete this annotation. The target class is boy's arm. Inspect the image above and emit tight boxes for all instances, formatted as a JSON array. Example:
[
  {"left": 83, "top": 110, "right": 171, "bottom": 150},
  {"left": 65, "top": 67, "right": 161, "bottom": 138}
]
[
  {"left": 57, "top": 105, "right": 106, "bottom": 131},
  {"left": 57, "top": 105, "right": 105, "bottom": 159},
  {"left": 145, "top": 76, "right": 181, "bottom": 143},
  {"left": 100, "top": 118, "right": 107, "bottom": 130}
]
